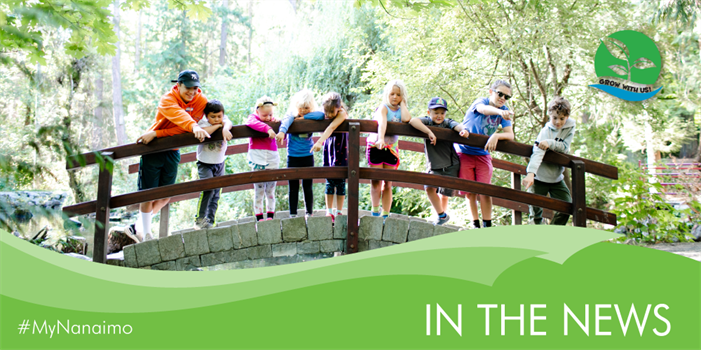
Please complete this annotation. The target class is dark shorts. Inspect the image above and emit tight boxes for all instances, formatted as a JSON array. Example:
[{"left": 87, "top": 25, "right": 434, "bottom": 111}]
[
  {"left": 424, "top": 163, "right": 460, "bottom": 197},
  {"left": 138, "top": 150, "right": 180, "bottom": 190},
  {"left": 287, "top": 155, "right": 314, "bottom": 168},
  {"left": 325, "top": 178, "right": 346, "bottom": 195},
  {"left": 367, "top": 147, "right": 399, "bottom": 167}
]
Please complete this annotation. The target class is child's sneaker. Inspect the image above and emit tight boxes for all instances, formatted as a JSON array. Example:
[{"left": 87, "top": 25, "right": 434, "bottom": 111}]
[
  {"left": 326, "top": 212, "right": 335, "bottom": 223},
  {"left": 371, "top": 211, "right": 381, "bottom": 217},
  {"left": 124, "top": 224, "right": 141, "bottom": 243},
  {"left": 434, "top": 213, "right": 450, "bottom": 226},
  {"left": 143, "top": 232, "right": 154, "bottom": 241},
  {"left": 194, "top": 217, "right": 211, "bottom": 230}
]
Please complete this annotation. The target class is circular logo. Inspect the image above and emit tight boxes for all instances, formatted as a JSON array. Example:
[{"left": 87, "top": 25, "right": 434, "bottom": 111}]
[
  {"left": 591, "top": 30, "right": 663, "bottom": 101},
  {"left": 595, "top": 30, "right": 661, "bottom": 84}
]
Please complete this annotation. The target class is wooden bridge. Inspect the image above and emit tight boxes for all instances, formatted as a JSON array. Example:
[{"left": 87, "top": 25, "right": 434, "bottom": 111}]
[{"left": 63, "top": 119, "right": 618, "bottom": 263}]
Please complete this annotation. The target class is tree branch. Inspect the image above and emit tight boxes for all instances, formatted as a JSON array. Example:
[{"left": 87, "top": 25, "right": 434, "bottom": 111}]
[
  {"left": 545, "top": 46, "right": 557, "bottom": 94},
  {"left": 558, "top": 63, "right": 572, "bottom": 96},
  {"left": 529, "top": 58, "right": 548, "bottom": 125},
  {"left": 438, "top": 85, "right": 466, "bottom": 117}
]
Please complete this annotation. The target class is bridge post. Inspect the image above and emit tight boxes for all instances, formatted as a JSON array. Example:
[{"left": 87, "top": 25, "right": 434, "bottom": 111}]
[
  {"left": 159, "top": 203, "right": 170, "bottom": 238},
  {"left": 571, "top": 160, "right": 586, "bottom": 227},
  {"left": 347, "top": 122, "right": 360, "bottom": 254},
  {"left": 93, "top": 152, "right": 114, "bottom": 264},
  {"left": 511, "top": 173, "right": 522, "bottom": 225}
]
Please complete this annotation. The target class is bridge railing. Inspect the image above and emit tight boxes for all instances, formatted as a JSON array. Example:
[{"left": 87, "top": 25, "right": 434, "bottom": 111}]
[
  {"left": 121, "top": 137, "right": 558, "bottom": 229},
  {"left": 64, "top": 119, "right": 618, "bottom": 263}
]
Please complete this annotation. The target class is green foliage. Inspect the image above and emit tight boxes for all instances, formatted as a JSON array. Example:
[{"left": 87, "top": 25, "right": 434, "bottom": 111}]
[
  {"left": 610, "top": 164, "right": 697, "bottom": 242},
  {"left": 1, "top": 0, "right": 117, "bottom": 63},
  {"left": 0, "top": 0, "right": 214, "bottom": 65}
]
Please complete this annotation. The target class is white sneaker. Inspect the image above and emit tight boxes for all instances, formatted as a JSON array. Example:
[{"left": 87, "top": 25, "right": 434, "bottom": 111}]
[
  {"left": 124, "top": 224, "right": 141, "bottom": 243},
  {"left": 143, "top": 233, "right": 154, "bottom": 241}
]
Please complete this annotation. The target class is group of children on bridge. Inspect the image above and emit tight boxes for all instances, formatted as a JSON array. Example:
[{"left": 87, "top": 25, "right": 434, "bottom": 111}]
[{"left": 129, "top": 70, "right": 576, "bottom": 242}]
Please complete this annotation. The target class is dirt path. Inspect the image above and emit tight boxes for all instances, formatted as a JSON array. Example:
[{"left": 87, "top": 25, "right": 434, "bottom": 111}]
[{"left": 644, "top": 242, "right": 701, "bottom": 262}]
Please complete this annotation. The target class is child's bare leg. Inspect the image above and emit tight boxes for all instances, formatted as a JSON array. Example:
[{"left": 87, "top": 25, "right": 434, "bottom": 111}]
[
  {"left": 479, "top": 195, "right": 493, "bottom": 220},
  {"left": 440, "top": 194, "right": 449, "bottom": 213},
  {"left": 380, "top": 163, "right": 396, "bottom": 214},
  {"left": 150, "top": 198, "right": 170, "bottom": 215},
  {"left": 140, "top": 202, "right": 154, "bottom": 214},
  {"left": 369, "top": 163, "right": 383, "bottom": 208},
  {"left": 336, "top": 195, "right": 345, "bottom": 212},
  {"left": 467, "top": 193, "right": 480, "bottom": 220},
  {"left": 325, "top": 194, "right": 334, "bottom": 210},
  {"left": 426, "top": 187, "right": 443, "bottom": 214},
  {"left": 381, "top": 180, "right": 393, "bottom": 213}
]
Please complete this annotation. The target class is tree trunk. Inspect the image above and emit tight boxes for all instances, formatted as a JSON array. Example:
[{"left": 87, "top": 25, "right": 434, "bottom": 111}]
[
  {"left": 645, "top": 121, "right": 658, "bottom": 193},
  {"left": 247, "top": 0, "right": 252, "bottom": 68},
  {"left": 219, "top": 0, "right": 228, "bottom": 66},
  {"left": 180, "top": 10, "right": 187, "bottom": 72},
  {"left": 135, "top": 10, "right": 141, "bottom": 72},
  {"left": 111, "top": 0, "right": 127, "bottom": 145},
  {"left": 93, "top": 74, "right": 104, "bottom": 150},
  {"left": 581, "top": 111, "right": 590, "bottom": 124},
  {"left": 695, "top": 132, "right": 701, "bottom": 164}
]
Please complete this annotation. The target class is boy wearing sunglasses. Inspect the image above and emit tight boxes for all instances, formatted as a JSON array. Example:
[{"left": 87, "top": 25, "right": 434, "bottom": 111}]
[{"left": 456, "top": 79, "right": 514, "bottom": 229}]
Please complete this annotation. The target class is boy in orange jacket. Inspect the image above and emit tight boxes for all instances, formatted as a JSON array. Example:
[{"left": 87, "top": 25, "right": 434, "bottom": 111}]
[{"left": 132, "top": 70, "right": 232, "bottom": 240}]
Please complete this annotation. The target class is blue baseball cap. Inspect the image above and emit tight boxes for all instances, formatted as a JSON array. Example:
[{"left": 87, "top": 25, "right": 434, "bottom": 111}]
[{"left": 428, "top": 97, "right": 448, "bottom": 110}]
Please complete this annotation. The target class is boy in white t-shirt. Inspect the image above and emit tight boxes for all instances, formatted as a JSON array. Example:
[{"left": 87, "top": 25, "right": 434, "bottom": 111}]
[{"left": 194, "top": 100, "right": 232, "bottom": 229}]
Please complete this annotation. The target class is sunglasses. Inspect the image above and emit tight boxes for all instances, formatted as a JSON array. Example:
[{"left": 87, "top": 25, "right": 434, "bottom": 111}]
[{"left": 497, "top": 91, "right": 512, "bottom": 100}]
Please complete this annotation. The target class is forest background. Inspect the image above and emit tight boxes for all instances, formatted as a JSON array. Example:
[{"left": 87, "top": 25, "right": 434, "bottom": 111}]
[{"left": 1, "top": 0, "right": 700, "bottom": 242}]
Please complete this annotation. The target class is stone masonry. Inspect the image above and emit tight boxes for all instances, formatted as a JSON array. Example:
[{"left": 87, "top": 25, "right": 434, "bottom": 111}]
[{"left": 121, "top": 212, "right": 464, "bottom": 271}]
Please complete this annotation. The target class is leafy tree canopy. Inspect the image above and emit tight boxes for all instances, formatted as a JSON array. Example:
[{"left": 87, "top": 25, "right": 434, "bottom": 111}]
[{"left": 0, "top": 0, "right": 212, "bottom": 65}]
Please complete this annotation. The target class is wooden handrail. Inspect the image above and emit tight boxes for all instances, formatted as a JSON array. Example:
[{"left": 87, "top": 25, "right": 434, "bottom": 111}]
[
  {"left": 67, "top": 119, "right": 617, "bottom": 180},
  {"left": 126, "top": 137, "right": 529, "bottom": 176},
  {"left": 62, "top": 166, "right": 615, "bottom": 225},
  {"left": 66, "top": 178, "right": 555, "bottom": 221}
]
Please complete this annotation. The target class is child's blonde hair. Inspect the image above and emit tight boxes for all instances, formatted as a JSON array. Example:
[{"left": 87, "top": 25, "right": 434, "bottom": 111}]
[
  {"left": 321, "top": 92, "right": 346, "bottom": 118},
  {"left": 287, "top": 89, "right": 318, "bottom": 115},
  {"left": 381, "top": 79, "right": 409, "bottom": 107},
  {"left": 253, "top": 95, "right": 277, "bottom": 114}
]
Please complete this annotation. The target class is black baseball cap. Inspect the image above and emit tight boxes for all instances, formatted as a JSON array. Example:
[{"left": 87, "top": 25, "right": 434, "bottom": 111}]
[
  {"left": 171, "top": 70, "right": 201, "bottom": 88},
  {"left": 428, "top": 97, "right": 448, "bottom": 111}
]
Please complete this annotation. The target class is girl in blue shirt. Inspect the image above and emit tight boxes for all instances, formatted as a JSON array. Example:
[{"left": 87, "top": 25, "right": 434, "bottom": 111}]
[{"left": 276, "top": 89, "right": 346, "bottom": 218}]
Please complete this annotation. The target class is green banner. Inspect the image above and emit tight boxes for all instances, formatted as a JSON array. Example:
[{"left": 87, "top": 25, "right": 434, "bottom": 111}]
[{"left": 1, "top": 226, "right": 699, "bottom": 349}]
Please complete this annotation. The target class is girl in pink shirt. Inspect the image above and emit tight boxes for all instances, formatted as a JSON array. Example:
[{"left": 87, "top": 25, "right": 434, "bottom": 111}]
[{"left": 245, "top": 96, "right": 279, "bottom": 221}]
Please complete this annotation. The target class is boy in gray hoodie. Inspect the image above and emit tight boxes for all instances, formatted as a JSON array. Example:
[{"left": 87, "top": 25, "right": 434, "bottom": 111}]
[{"left": 522, "top": 97, "right": 576, "bottom": 225}]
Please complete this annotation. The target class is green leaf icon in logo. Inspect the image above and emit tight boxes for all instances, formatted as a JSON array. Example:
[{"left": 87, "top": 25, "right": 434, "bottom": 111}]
[{"left": 595, "top": 30, "right": 661, "bottom": 85}]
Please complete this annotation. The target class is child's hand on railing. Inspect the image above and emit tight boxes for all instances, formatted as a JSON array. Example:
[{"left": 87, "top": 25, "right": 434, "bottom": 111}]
[
  {"left": 136, "top": 131, "right": 157, "bottom": 145},
  {"left": 522, "top": 173, "right": 535, "bottom": 189},
  {"left": 267, "top": 129, "right": 276, "bottom": 139},
  {"left": 223, "top": 128, "right": 233, "bottom": 141},
  {"left": 275, "top": 132, "right": 286, "bottom": 145},
  {"left": 459, "top": 130, "right": 469, "bottom": 138},
  {"left": 311, "top": 140, "right": 323, "bottom": 153},
  {"left": 538, "top": 140, "right": 549, "bottom": 150},
  {"left": 427, "top": 131, "right": 437, "bottom": 145},
  {"left": 485, "top": 134, "right": 500, "bottom": 152},
  {"left": 192, "top": 125, "right": 211, "bottom": 142}
]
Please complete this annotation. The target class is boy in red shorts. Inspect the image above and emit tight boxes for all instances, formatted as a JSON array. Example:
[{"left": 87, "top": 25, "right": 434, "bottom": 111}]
[{"left": 456, "top": 80, "right": 514, "bottom": 228}]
